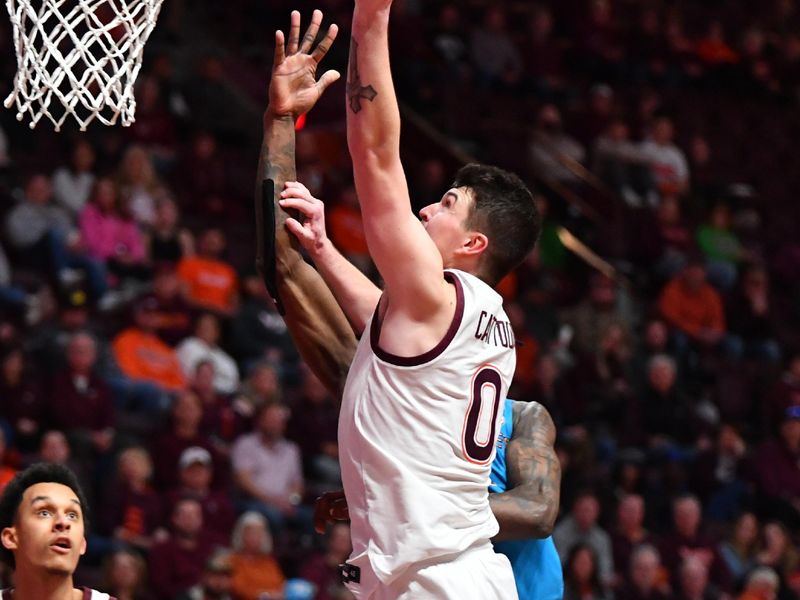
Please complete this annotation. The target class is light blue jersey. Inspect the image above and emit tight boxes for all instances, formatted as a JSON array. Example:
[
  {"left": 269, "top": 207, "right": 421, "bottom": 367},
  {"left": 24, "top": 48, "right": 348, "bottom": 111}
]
[{"left": 490, "top": 399, "right": 563, "bottom": 600}]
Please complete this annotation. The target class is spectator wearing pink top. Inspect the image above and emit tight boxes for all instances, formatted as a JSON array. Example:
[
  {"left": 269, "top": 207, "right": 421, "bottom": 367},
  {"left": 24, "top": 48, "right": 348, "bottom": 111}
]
[{"left": 79, "top": 178, "right": 150, "bottom": 281}]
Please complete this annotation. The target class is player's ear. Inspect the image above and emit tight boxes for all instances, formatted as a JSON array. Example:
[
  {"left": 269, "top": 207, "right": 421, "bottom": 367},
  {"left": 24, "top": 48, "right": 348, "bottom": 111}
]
[
  {"left": 459, "top": 231, "right": 488, "bottom": 257},
  {"left": 79, "top": 536, "right": 87, "bottom": 556},
  {"left": 1, "top": 527, "right": 19, "bottom": 552}
]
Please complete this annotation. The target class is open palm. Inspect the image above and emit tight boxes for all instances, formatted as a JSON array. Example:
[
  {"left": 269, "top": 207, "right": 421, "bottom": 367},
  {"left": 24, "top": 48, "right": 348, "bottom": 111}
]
[{"left": 269, "top": 10, "right": 340, "bottom": 118}]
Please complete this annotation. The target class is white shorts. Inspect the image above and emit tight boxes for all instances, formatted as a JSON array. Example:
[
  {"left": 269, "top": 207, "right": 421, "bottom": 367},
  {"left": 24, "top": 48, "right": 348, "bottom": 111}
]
[{"left": 352, "top": 544, "right": 519, "bottom": 600}]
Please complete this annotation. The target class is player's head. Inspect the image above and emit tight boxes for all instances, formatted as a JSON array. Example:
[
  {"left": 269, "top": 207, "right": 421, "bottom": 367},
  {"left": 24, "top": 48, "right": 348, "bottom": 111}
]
[
  {"left": 0, "top": 463, "right": 89, "bottom": 574},
  {"left": 419, "top": 164, "right": 540, "bottom": 286}
]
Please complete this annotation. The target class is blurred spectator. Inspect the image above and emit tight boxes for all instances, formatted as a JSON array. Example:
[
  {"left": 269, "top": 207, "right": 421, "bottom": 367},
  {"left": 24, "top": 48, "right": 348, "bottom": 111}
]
[
  {"left": 763, "top": 352, "right": 800, "bottom": 434},
  {"left": 658, "top": 260, "right": 742, "bottom": 360},
  {"left": 0, "top": 430, "right": 16, "bottom": 493},
  {"left": 432, "top": 4, "right": 469, "bottom": 69},
  {"left": 651, "top": 195, "right": 693, "bottom": 278},
  {"left": 192, "top": 361, "right": 240, "bottom": 444},
  {"left": 145, "top": 197, "right": 194, "bottom": 266},
  {"left": 561, "top": 274, "right": 633, "bottom": 359},
  {"left": 0, "top": 345, "right": 44, "bottom": 453},
  {"left": 35, "top": 431, "right": 90, "bottom": 500},
  {"left": 639, "top": 117, "right": 689, "bottom": 197},
  {"left": 592, "top": 118, "right": 655, "bottom": 207},
  {"left": 554, "top": 491, "right": 614, "bottom": 586},
  {"left": 750, "top": 407, "right": 800, "bottom": 527},
  {"left": 236, "top": 362, "right": 282, "bottom": 417},
  {"left": 177, "top": 228, "right": 238, "bottom": 316},
  {"left": 152, "top": 390, "right": 220, "bottom": 490},
  {"left": 231, "top": 402, "right": 306, "bottom": 533},
  {"left": 727, "top": 266, "right": 781, "bottom": 362},
  {"left": 78, "top": 178, "right": 149, "bottom": 280},
  {"left": 0, "top": 242, "right": 42, "bottom": 324},
  {"left": 659, "top": 495, "right": 732, "bottom": 592},
  {"left": 616, "top": 544, "right": 669, "bottom": 600},
  {"left": 287, "top": 367, "right": 340, "bottom": 488},
  {"left": 177, "top": 549, "right": 235, "bottom": 600},
  {"left": 52, "top": 139, "right": 96, "bottom": 217},
  {"left": 612, "top": 494, "right": 653, "bottom": 585},
  {"left": 299, "top": 522, "right": 352, "bottom": 600},
  {"left": 695, "top": 203, "right": 744, "bottom": 290},
  {"left": 101, "top": 446, "right": 164, "bottom": 551},
  {"left": 102, "top": 549, "right": 154, "bottom": 600},
  {"left": 165, "top": 446, "right": 234, "bottom": 546},
  {"left": 737, "top": 567, "right": 780, "bottom": 600},
  {"left": 116, "top": 145, "right": 166, "bottom": 227},
  {"left": 572, "top": 83, "right": 616, "bottom": 149},
  {"left": 176, "top": 312, "right": 239, "bottom": 395},
  {"left": 689, "top": 424, "right": 748, "bottom": 522},
  {"left": 112, "top": 298, "right": 186, "bottom": 397},
  {"left": 696, "top": 21, "right": 739, "bottom": 67},
  {"left": 128, "top": 76, "right": 178, "bottom": 164},
  {"left": 673, "top": 556, "right": 720, "bottom": 600},
  {"left": 328, "top": 185, "right": 370, "bottom": 272},
  {"left": 229, "top": 511, "right": 285, "bottom": 600},
  {"left": 563, "top": 543, "right": 612, "bottom": 600},
  {"left": 49, "top": 332, "right": 115, "bottom": 460},
  {"left": 529, "top": 104, "right": 587, "bottom": 186},
  {"left": 469, "top": 6, "right": 522, "bottom": 89},
  {"left": 229, "top": 271, "right": 296, "bottom": 374},
  {"left": 719, "top": 512, "right": 759, "bottom": 584},
  {"left": 520, "top": 6, "right": 564, "bottom": 98},
  {"left": 754, "top": 522, "right": 799, "bottom": 597},
  {"left": 141, "top": 266, "right": 194, "bottom": 346},
  {"left": 149, "top": 497, "right": 215, "bottom": 600},
  {"left": 173, "top": 132, "right": 228, "bottom": 219}
]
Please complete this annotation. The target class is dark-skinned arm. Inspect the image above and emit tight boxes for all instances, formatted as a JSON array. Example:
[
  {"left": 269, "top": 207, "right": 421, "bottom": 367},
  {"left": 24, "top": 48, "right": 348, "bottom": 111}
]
[
  {"left": 490, "top": 400, "right": 561, "bottom": 541},
  {"left": 254, "top": 10, "right": 357, "bottom": 397}
]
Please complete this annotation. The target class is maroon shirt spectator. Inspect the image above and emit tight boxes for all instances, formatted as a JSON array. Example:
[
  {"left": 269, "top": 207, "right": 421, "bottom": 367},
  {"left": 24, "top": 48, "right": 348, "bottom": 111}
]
[
  {"left": 49, "top": 332, "right": 115, "bottom": 434},
  {"left": 750, "top": 407, "right": 800, "bottom": 527},
  {"left": 192, "top": 360, "right": 240, "bottom": 444},
  {"left": 101, "top": 447, "right": 164, "bottom": 551},
  {"left": 164, "top": 446, "right": 234, "bottom": 546},
  {"left": 149, "top": 497, "right": 214, "bottom": 600},
  {"left": 142, "top": 266, "right": 194, "bottom": 346},
  {"left": 659, "top": 496, "right": 732, "bottom": 592},
  {"left": 299, "top": 523, "right": 352, "bottom": 600},
  {"left": 172, "top": 132, "right": 228, "bottom": 216},
  {"left": 612, "top": 494, "right": 654, "bottom": 586},
  {"left": 152, "top": 390, "right": 223, "bottom": 490},
  {"left": 0, "top": 346, "right": 45, "bottom": 452},
  {"left": 689, "top": 424, "right": 748, "bottom": 514},
  {"left": 520, "top": 7, "right": 565, "bottom": 91}
]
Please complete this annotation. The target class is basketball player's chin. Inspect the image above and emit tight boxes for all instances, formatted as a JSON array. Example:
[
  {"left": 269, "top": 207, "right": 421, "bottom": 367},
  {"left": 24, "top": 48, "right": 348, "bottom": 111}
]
[{"left": 43, "top": 552, "right": 79, "bottom": 575}]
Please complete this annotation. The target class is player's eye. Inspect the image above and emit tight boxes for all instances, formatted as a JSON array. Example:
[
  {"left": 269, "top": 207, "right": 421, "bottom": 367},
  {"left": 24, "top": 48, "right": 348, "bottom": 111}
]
[
  {"left": 37, "top": 509, "right": 51, "bottom": 517},
  {"left": 67, "top": 512, "right": 79, "bottom": 520}
]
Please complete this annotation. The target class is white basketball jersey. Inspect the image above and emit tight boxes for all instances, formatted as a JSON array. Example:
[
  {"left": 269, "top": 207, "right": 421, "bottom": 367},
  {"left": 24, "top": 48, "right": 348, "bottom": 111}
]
[{"left": 339, "top": 269, "right": 516, "bottom": 592}]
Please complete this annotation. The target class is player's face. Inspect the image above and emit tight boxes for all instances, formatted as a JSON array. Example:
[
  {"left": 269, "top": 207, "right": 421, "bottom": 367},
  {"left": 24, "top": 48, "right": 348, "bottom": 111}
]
[
  {"left": 419, "top": 187, "right": 474, "bottom": 266},
  {"left": 2, "top": 483, "right": 86, "bottom": 576}
]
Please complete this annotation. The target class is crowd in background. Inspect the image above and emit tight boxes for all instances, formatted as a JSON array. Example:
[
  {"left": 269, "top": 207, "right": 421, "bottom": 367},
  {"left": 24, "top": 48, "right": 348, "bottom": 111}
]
[{"left": 0, "top": 0, "right": 800, "bottom": 599}]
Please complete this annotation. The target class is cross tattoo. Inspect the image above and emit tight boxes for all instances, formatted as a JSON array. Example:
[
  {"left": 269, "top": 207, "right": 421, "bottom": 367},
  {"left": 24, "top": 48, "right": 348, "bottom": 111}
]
[{"left": 347, "top": 39, "right": 377, "bottom": 114}]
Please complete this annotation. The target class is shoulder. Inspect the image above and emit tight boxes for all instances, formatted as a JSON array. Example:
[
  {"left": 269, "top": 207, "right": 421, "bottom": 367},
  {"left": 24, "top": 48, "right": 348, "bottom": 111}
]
[{"left": 511, "top": 400, "right": 555, "bottom": 441}]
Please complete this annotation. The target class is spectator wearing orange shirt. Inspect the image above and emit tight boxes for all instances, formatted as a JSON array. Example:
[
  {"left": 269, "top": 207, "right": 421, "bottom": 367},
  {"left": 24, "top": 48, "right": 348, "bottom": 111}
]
[
  {"left": 112, "top": 298, "right": 187, "bottom": 396},
  {"left": 658, "top": 259, "right": 743, "bottom": 359},
  {"left": 177, "top": 228, "right": 238, "bottom": 316},
  {"left": 0, "top": 429, "right": 16, "bottom": 493}
]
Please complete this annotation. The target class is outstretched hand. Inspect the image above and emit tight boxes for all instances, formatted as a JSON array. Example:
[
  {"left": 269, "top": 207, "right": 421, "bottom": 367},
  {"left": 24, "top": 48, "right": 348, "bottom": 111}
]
[
  {"left": 269, "top": 9, "right": 340, "bottom": 118},
  {"left": 313, "top": 489, "right": 349, "bottom": 534}
]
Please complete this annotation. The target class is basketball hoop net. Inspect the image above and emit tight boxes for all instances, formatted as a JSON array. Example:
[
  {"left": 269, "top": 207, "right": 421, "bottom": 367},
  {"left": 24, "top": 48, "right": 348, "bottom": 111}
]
[{"left": 4, "top": 0, "right": 165, "bottom": 131}]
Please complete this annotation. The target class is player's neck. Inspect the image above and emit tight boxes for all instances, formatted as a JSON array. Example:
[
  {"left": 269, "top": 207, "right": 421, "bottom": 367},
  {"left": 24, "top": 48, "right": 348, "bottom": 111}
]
[{"left": 11, "top": 567, "right": 80, "bottom": 600}]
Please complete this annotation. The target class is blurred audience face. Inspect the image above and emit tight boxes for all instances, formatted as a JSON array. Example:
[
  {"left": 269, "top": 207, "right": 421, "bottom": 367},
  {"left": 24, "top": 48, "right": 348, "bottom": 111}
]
[
  {"left": 242, "top": 520, "right": 269, "bottom": 555},
  {"left": 683, "top": 262, "right": 708, "bottom": 291},
  {"left": 153, "top": 268, "right": 180, "bottom": 300},
  {"left": 173, "top": 391, "right": 203, "bottom": 432},
  {"left": 630, "top": 546, "right": 660, "bottom": 592},
  {"left": 172, "top": 498, "right": 203, "bottom": 538},
  {"left": 121, "top": 146, "right": 152, "bottom": 184},
  {"left": 134, "top": 304, "right": 159, "bottom": 332},
  {"left": 40, "top": 431, "right": 70, "bottom": 464},
  {"left": 193, "top": 133, "right": 216, "bottom": 160},
  {"left": 199, "top": 229, "right": 225, "bottom": 258},
  {"left": 195, "top": 313, "right": 220, "bottom": 345},
  {"left": 25, "top": 174, "right": 52, "bottom": 205},
  {"left": 484, "top": 6, "right": 507, "bottom": 32},
  {"left": 657, "top": 195, "right": 682, "bottom": 225},
  {"left": 537, "top": 105, "right": 563, "bottom": 133},
  {"left": 72, "top": 141, "right": 95, "bottom": 172},
  {"left": 733, "top": 512, "right": 759, "bottom": 548},
  {"left": 154, "top": 198, "right": 179, "bottom": 230},
  {"left": 570, "top": 546, "right": 596, "bottom": 584},
  {"left": 250, "top": 364, "right": 279, "bottom": 397},
  {"left": 589, "top": 275, "right": 616, "bottom": 308},
  {"left": 328, "top": 523, "right": 352, "bottom": 561},
  {"left": 679, "top": 557, "right": 709, "bottom": 599},
  {"left": 193, "top": 361, "right": 216, "bottom": 396},
  {"left": 92, "top": 179, "right": 117, "bottom": 213},
  {"left": 709, "top": 204, "right": 732, "bottom": 229},
  {"left": 652, "top": 118, "right": 675, "bottom": 145},
  {"left": 1, "top": 348, "right": 23, "bottom": 384},
  {"left": 644, "top": 320, "right": 669, "bottom": 352},
  {"left": 67, "top": 333, "right": 97, "bottom": 373},
  {"left": 181, "top": 461, "right": 212, "bottom": 492},
  {"left": 647, "top": 355, "right": 676, "bottom": 394},
  {"left": 718, "top": 424, "right": 744, "bottom": 455},
  {"left": 107, "top": 550, "right": 142, "bottom": 593},
  {"left": 538, "top": 355, "right": 560, "bottom": 389},
  {"left": 744, "top": 568, "right": 779, "bottom": 600},
  {"left": 673, "top": 496, "right": 701, "bottom": 538},
  {"left": 762, "top": 522, "right": 789, "bottom": 558},
  {"left": 118, "top": 448, "right": 152, "bottom": 485},
  {"left": 530, "top": 8, "right": 553, "bottom": 39},
  {"left": 618, "top": 494, "right": 645, "bottom": 532},
  {"left": 257, "top": 403, "right": 289, "bottom": 441},
  {"left": 573, "top": 494, "right": 600, "bottom": 530}
]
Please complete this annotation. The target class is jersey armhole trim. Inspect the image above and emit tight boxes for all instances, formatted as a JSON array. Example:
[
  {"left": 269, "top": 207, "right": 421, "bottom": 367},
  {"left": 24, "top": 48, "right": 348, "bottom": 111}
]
[{"left": 369, "top": 271, "right": 465, "bottom": 367}]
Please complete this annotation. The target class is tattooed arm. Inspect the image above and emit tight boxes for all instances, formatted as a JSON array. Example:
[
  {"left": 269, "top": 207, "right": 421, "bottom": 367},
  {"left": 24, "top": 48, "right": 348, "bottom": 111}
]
[
  {"left": 346, "top": 1, "right": 454, "bottom": 333},
  {"left": 255, "top": 10, "right": 358, "bottom": 396},
  {"left": 490, "top": 400, "right": 561, "bottom": 541}
]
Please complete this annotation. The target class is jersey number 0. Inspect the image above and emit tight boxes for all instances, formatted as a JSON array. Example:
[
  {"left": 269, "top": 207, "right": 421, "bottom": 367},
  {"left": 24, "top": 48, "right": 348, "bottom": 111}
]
[{"left": 462, "top": 365, "right": 503, "bottom": 464}]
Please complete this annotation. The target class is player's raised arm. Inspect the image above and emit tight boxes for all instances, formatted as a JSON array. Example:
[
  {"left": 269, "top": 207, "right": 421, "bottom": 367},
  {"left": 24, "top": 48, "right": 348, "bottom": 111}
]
[
  {"left": 490, "top": 401, "right": 561, "bottom": 541},
  {"left": 255, "top": 9, "right": 362, "bottom": 395},
  {"left": 346, "top": 0, "right": 451, "bottom": 319}
]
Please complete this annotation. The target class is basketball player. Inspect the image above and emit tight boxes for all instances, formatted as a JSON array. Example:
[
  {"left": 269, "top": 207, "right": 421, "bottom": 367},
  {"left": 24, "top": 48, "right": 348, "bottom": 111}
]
[
  {"left": 257, "top": 8, "right": 540, "bottom": 599},
  {"left": 0, "top": 463, "right": 115, "bottom": 600}
]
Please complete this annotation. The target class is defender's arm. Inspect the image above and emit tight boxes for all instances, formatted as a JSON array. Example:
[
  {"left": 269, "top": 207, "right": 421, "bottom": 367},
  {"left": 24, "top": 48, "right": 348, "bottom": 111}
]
[{"left": 490, "top": 401, "right": 561, "bottom": 541}]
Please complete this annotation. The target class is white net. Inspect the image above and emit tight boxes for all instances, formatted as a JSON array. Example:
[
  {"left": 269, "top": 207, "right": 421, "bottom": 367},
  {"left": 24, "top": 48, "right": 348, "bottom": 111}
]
[{"left": 4, "top": 0, "right": 165, "bottom": 131}]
